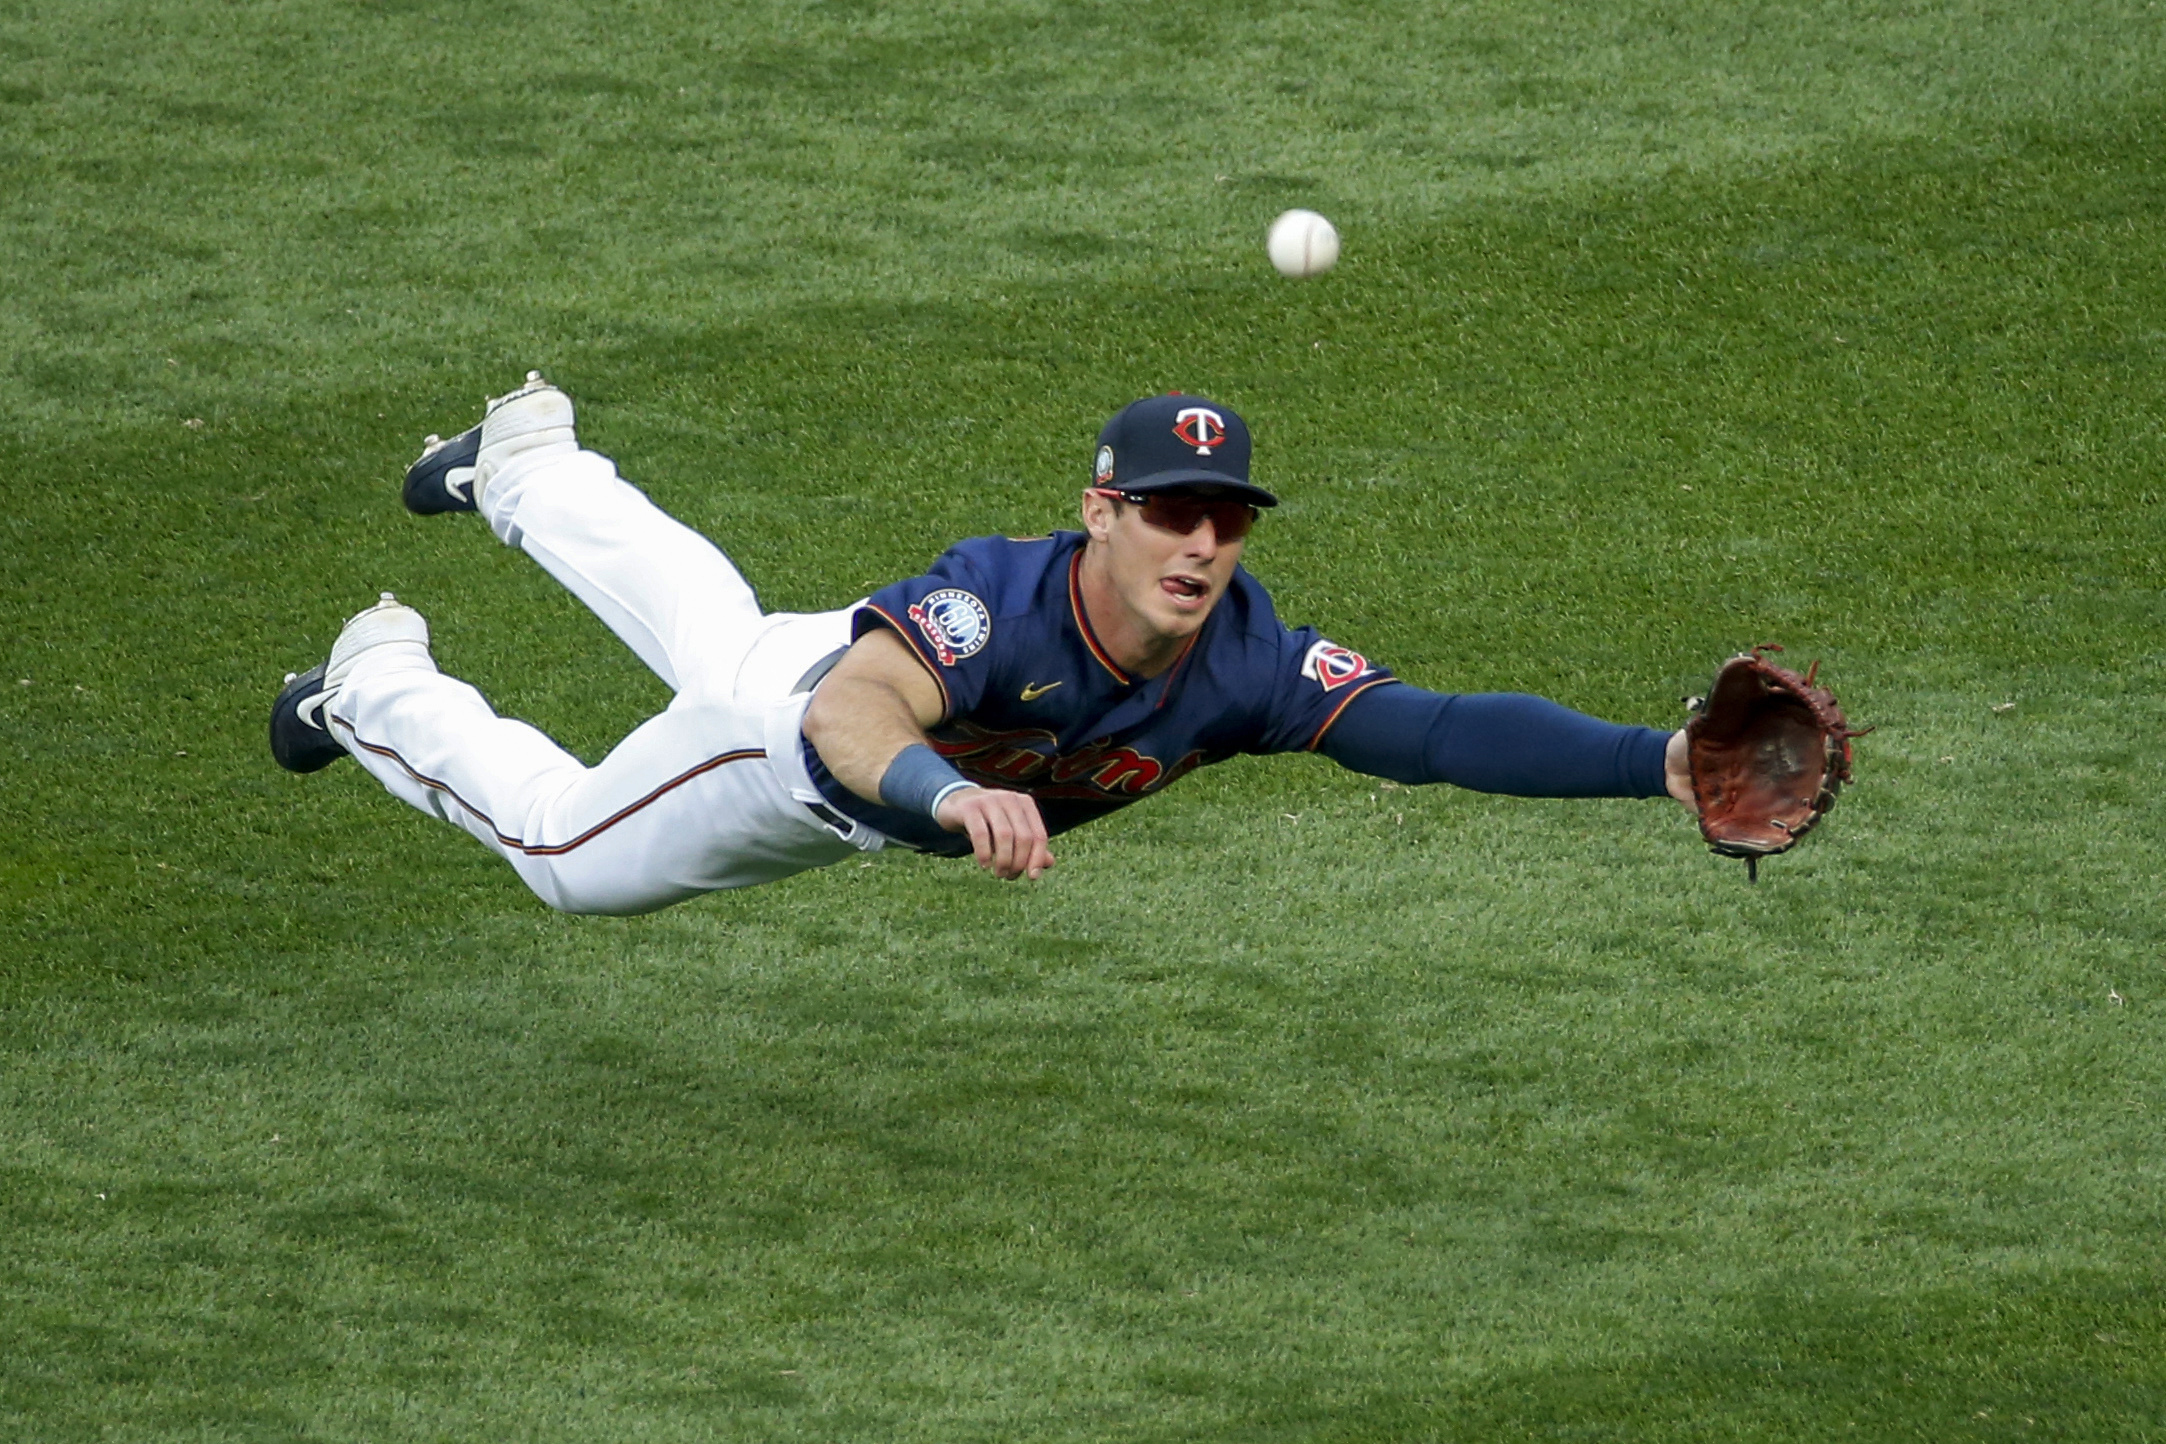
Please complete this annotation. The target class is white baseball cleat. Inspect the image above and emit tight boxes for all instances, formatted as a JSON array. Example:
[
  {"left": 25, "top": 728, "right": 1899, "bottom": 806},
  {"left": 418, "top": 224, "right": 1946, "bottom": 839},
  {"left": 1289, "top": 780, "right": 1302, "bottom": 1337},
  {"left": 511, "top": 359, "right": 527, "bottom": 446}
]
[
  {"left": 269, "top": 593, "right": 432, "bottom": 773},
  {"left": 473, "top": 369, "right": 578, "bottom": 499}
]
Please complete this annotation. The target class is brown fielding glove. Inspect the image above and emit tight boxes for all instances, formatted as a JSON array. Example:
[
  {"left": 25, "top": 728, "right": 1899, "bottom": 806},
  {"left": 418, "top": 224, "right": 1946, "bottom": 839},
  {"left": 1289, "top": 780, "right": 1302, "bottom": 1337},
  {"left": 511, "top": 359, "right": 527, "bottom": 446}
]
[{"left": 1685, "top": 646, "right": 1863, "bottom": 880}]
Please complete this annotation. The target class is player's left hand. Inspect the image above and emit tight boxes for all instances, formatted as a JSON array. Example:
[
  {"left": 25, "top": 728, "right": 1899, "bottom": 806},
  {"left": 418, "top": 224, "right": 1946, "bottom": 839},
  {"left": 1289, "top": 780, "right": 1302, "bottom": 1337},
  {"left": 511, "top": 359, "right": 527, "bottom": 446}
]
[{"left": 1664, "top": 728, "right": 1693, "bottom": 809}]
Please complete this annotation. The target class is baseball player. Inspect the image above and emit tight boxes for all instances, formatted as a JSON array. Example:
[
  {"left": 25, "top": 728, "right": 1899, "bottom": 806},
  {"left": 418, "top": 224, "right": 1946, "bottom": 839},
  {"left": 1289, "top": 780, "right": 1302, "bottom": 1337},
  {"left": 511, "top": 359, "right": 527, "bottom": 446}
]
[{"left": 270, "top": 374, "right": 1691, "bottom": 914}]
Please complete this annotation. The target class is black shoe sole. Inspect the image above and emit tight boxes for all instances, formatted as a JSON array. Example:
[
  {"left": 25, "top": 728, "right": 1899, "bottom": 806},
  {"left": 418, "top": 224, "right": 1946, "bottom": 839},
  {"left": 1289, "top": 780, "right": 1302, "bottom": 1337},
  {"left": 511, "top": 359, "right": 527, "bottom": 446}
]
[
  {"left": 269, "top": 664, "right": 346, "bottom": 773},
  {"left": 402, "top": 423, "right": 482, "bottom": 514}
]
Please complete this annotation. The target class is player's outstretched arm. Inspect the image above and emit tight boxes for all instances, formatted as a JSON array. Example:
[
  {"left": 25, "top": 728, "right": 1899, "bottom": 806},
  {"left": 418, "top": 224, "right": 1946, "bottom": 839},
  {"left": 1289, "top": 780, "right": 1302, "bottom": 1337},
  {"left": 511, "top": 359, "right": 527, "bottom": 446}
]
[
  {"left": 801, "top": 629, "right": 1055, "bottom": 880},
  {"left": 1320, "top": 683, "right": 1692, "bottom": 807}
]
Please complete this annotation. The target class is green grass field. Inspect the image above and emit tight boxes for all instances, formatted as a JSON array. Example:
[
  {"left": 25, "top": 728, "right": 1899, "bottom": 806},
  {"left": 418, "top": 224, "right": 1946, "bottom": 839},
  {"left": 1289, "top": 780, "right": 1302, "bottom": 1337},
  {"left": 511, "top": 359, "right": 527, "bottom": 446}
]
[{"left": 5, "top": 1, "right": 2165, "bottom": 1438}]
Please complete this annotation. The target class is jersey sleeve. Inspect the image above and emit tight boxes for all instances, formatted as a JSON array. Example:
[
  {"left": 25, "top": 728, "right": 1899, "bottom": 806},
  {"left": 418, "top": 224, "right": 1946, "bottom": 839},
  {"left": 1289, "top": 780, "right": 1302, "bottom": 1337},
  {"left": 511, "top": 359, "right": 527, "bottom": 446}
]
[
  {"left": 853, "top": 546, "right": 1002, "bottom": 721},
  {"left": 1249, "top": 625, "right": 1400, "bottom": 754}
]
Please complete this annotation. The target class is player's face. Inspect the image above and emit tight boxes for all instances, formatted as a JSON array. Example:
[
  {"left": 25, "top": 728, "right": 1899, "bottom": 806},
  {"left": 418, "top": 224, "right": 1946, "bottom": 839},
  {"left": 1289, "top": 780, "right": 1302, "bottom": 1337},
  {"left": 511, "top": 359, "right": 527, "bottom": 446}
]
[{"left": 1081, "top": 488, "right": 1249, "bottom": 647}]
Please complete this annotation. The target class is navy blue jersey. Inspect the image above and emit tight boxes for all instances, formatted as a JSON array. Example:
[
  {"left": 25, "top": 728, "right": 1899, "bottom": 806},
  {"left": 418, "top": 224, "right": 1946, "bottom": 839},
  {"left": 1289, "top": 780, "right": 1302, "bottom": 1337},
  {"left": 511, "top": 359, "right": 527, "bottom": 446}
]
[{"left": 801, "top": 531, "right": 1396, "bottom": 854}]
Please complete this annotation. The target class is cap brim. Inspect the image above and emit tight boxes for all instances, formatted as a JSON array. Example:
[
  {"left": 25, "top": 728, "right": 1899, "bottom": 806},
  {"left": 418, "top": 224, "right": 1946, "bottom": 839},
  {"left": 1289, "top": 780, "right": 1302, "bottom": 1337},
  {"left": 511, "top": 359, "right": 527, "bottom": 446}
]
[{"left": 1115, "top": 467, "right": 1279, "bottom": 507}]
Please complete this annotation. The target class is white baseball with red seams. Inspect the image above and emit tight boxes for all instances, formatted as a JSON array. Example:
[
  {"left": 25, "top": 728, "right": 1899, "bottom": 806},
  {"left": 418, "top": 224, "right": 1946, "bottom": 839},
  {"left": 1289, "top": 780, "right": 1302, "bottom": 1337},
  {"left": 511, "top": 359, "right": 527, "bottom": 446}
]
[{"left": 1266, "top": 209, "right": 1340, "bottom": 278}]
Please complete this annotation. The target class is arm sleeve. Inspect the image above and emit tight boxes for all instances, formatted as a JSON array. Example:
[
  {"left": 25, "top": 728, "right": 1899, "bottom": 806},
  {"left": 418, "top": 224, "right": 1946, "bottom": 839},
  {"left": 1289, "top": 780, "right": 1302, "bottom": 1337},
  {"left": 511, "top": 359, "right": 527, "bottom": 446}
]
[{"left": 1317, "top": 682, "right": 1672, "bottom": 798}]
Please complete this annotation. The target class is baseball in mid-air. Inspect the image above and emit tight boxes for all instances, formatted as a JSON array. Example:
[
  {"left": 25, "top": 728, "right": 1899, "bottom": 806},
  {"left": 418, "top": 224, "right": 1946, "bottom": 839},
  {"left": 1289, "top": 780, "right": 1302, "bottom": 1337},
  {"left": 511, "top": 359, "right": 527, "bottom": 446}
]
[{"left": 1266, "top": 209, "right": 1340, "bottom": 278}]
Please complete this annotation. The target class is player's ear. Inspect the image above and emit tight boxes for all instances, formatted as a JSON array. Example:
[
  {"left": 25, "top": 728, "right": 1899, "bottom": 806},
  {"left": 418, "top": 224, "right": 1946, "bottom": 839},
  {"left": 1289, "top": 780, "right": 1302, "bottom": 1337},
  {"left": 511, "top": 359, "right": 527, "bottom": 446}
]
[{"left": 1080, "top": 488, "right": 1117, "bottom": 542}]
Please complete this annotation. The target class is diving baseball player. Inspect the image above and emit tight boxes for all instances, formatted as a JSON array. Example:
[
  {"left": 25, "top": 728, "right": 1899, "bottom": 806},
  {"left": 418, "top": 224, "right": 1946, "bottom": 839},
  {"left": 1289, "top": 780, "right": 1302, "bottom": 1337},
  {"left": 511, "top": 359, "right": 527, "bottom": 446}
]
[{"left": 270, "top": 375, "right": 1692, "bottom": 914}]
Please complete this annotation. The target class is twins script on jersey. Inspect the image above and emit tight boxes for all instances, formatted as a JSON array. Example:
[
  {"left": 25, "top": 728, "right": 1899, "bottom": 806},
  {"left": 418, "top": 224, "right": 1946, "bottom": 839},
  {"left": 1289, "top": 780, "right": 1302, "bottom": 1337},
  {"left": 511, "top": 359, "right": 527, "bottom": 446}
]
[{"left": 800, "top": 531, "right": 1398, "bottom": 855}]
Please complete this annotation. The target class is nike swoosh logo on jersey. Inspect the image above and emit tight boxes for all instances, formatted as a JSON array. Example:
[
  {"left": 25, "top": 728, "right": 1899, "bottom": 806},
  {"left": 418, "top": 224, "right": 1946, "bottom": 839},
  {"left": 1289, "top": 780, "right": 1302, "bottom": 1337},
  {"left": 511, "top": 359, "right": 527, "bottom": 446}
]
[
  {"left": 296, "top": 691, "right": 332, "bottom": 731},
  {"left": 445, "top": 467, "right": 476, "bottom": 504},
  {"left": 1020, "top": 681, "right": 1064, "bottom": 702}
]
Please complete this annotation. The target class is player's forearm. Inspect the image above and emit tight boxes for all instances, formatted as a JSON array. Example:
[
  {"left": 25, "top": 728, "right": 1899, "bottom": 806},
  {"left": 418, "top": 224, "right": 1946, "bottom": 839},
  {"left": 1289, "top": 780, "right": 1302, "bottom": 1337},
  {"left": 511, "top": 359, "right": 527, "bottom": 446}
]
[
  {"left": 1319, "top": 685, "right": 1671, "bottom": 798},
  {"left": 800, "top": 675, "right": 940, "bottom": 806},
  {"left": 802, "top": 669, "right": 1046, "bottom": 877}
]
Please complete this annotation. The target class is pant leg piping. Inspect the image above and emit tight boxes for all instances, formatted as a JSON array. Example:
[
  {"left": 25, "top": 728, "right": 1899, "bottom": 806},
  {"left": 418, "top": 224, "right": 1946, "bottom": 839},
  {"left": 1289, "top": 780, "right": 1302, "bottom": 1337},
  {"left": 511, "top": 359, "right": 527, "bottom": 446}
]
[{"left": 334, "top": 719, "right": 767, "bottom": 857}]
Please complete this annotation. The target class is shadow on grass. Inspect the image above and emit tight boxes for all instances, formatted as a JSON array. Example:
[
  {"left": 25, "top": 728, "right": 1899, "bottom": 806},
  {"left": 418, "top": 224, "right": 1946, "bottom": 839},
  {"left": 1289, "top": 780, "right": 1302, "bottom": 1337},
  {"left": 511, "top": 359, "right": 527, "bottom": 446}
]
[{"left": 1223, "top": 1270, "right": 2164, "bottom": 1442}]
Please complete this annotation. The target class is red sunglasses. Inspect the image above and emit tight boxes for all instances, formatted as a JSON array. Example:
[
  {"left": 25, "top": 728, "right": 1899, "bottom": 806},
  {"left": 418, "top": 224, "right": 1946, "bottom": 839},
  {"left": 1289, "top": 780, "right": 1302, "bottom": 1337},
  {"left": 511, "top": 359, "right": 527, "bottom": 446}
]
[{"left": 1090, "top": 488, "right": 1260, "bottom": 541}]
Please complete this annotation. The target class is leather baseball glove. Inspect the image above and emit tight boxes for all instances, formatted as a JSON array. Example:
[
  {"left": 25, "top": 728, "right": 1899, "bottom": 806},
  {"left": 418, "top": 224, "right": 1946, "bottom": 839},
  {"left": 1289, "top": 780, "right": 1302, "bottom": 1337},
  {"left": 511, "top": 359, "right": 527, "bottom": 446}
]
[{"left": 1684, "top": 646, "right": 1862, "bottom": 880}]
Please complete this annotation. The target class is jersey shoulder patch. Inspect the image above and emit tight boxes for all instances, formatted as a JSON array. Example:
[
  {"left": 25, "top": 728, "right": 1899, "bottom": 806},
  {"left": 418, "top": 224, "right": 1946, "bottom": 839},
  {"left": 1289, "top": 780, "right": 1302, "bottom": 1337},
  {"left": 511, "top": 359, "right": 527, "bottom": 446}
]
[
  {"left": 908, "top": 588, "right": 992, "bottom": 666},
  {"left": 1299, "top": 639, "right": 1377, "bottom": 692}
]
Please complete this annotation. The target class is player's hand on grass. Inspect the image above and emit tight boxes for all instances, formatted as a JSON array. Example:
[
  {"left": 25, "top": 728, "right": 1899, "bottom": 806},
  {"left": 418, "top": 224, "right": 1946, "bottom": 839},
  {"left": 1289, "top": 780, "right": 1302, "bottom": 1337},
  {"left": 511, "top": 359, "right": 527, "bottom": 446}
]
[
  {"left": 1664, "top": 728, "right": 1693, "bottom": 809},
  {"left": 938, "top": 787, "right": 1055, "bottom": 880}
]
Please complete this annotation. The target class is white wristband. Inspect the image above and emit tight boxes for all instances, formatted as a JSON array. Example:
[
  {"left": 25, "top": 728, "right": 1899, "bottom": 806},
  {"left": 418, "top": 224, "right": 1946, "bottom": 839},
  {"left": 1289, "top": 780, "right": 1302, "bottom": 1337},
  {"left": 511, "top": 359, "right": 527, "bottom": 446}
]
[{"left": 928, "top": 779, "right": 982, "bottom": 815}]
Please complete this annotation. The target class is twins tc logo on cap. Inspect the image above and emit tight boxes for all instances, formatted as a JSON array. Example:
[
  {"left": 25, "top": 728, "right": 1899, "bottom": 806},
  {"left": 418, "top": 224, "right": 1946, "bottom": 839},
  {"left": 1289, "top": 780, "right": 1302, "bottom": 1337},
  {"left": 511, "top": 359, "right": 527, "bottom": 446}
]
[
  {"left": 908, "top": 589, "right": 992, "bottom": 667},
  {"left": 1172, "top": 406, "right": 1226, "bottom": 455},
  {"left": 1300, "top": 639, "right": 1375, "bottom": 692},
  {"left": 1092, "top": 392, "right": 1275, "bottom": 505}
]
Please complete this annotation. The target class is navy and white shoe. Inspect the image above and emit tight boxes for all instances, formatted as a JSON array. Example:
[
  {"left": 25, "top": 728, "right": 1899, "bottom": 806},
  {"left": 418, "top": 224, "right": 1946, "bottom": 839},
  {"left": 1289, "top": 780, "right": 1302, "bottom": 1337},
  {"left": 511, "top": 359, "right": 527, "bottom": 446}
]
[
  {"left": 402, "top": 371, "right": 576, "bottom": 515},
  {"left": 270, "top": 593, "right": 432, "bottom": 773},
  {"left": 403, "top": 424, "right": 482, "bottom": 514}
]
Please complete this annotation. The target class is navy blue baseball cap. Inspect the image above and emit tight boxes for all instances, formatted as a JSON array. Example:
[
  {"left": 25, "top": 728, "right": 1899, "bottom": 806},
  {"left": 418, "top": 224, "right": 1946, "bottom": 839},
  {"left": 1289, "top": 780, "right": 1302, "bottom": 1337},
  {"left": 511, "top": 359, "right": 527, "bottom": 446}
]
[{"left": 1091, "top": 393, "right": 1277, "bottom": 507}]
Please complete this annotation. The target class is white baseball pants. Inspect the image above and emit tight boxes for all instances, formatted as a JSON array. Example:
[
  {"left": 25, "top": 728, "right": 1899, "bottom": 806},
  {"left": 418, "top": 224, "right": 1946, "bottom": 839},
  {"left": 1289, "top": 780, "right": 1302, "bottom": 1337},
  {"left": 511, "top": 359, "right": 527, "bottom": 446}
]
[{"left": 325, "top": 442, "right": 884, "bottom": 915}]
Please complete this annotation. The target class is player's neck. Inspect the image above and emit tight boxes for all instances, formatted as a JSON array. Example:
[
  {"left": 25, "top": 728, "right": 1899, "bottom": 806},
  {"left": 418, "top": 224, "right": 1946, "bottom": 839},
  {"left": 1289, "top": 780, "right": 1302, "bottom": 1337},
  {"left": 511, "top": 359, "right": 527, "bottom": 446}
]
[{"left": 1075, "top": 543, "right": 1196, "bottom": 680}]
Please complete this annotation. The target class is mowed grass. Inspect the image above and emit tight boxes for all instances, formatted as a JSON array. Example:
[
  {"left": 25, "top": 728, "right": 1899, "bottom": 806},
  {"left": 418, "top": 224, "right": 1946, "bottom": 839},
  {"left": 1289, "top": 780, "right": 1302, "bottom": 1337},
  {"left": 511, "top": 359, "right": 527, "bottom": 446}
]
[{"left": 4, "top": 1, "right": 2165, "bottom": 1440}]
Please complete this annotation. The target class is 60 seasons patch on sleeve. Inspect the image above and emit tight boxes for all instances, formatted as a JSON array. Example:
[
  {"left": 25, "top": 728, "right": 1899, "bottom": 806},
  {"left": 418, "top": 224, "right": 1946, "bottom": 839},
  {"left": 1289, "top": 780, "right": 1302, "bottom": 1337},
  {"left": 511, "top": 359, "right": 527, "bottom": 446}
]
[{"left": 909, "top": 589, "right": 992, "bottom": 666}]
